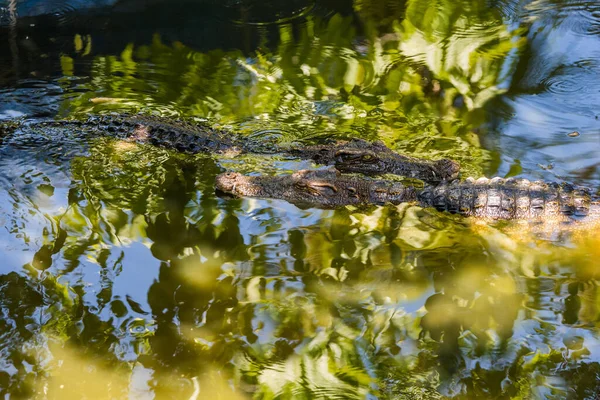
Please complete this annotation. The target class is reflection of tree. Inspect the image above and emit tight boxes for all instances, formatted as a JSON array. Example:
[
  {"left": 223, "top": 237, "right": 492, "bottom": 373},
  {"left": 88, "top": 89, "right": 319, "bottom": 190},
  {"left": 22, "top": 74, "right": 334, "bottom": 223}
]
[
  {"left": 66, "top": 140, "right": 253, "bottom": 396},
  {"left": 141, "top": 160, "right": 247, "bottom": 395},
  {"left": 0, "top": 272, "right": 45, "bottom": 397},
  {"left": 0, "top": 268, "right": 133, "bottom": 397},
  {"left": 0, "top": 138, "right": 244, "bottom": 397},
  {"left": 53, "top": 0, "right": 524, "bottom": 177},
  {"left": 1, "top": 133, "right": 599, "bottom": 398},
  {"left": 399, "top": 0, "right": 524, "bottom": 107},
  {"left": 4, "top": 1, "right": 600, "bottom": 398},
  {"left": 224, "top": 203, "right": 523, "bottom": 397}
]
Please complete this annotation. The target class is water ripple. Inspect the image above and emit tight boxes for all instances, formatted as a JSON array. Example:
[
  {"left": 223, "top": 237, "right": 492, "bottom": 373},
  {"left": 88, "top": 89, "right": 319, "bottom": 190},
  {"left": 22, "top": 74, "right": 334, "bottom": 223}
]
[
  {"left": 540, "top": 75, "right": 587, "bottom": 95},
  {"left": 524, "top": 1, "right": 600, "bottom": 37}
]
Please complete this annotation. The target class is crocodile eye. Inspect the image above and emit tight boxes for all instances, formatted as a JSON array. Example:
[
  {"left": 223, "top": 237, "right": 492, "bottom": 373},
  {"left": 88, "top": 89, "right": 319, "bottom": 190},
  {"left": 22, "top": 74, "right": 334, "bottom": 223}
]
[{"left": 362, "top": 154, "right": 372, "bottom": 160}]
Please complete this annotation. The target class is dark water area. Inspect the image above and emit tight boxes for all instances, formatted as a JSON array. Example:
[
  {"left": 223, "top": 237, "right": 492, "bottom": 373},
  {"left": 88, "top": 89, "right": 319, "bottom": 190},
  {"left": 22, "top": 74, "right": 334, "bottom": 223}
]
[{"left": 0, "top": 0, "right": 599, "bottom": 398}]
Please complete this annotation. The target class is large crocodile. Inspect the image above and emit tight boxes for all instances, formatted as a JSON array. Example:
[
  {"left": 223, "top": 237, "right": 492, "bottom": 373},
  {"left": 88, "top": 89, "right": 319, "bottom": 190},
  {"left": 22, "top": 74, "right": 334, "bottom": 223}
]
[
  {"left": 215, "top": 169, "right": 600, "bottom": 221},
  {"left": 0, "top": 114, "right": 460, "bottom": 182}
]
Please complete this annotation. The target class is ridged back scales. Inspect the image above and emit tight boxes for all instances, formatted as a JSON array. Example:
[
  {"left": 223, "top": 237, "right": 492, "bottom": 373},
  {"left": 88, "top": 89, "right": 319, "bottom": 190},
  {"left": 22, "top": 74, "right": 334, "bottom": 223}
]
[
  {"left": 25, "top": 114, "right": 245, "bottom": 154},
  {"left": 81, "top": 114, "right": 243, "bottom": 153},
  {"left": 418, "top": 177, "right": 598, "bottom": 220}
]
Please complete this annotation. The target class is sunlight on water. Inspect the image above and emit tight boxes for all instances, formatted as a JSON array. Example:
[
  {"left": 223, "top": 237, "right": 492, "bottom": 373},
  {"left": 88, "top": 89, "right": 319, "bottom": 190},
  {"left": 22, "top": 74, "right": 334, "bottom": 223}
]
[{"left": 0, "top": 0, "right": 599, "bottom": 399}]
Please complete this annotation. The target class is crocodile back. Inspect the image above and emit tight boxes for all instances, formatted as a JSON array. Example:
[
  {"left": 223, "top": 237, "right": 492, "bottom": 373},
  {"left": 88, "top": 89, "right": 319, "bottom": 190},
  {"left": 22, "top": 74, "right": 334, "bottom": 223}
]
[
  {"left": 418, "top": 177, "right": 597, "bottom": 220},
  {"left": 82, "top": 114, "right": 243, "bottom": 153}
]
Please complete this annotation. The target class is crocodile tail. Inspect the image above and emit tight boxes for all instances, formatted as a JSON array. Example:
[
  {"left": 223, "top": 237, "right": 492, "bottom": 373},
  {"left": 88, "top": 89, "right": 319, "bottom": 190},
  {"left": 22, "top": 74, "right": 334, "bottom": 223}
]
[{"left": 0, "top": 118, "right": 90, "bottom": 139}]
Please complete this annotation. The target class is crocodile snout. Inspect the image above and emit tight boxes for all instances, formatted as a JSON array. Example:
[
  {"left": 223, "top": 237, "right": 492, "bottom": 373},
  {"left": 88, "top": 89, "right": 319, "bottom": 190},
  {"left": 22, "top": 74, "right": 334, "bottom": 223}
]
[
  {"left": 215, "top": 172, "right": 244, "bottom": 194},
  {"left": 434, "top": 159, "right": 461, "bottom": 181}
]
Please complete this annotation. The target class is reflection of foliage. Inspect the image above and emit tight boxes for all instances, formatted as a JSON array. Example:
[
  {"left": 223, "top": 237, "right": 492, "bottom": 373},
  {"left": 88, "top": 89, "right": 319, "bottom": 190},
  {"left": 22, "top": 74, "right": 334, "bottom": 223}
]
[
  {"left": 0, "top": 272, "right": 45, "bottom": 397},
  {"left": 397, "top": 0, "right": 525, "bottom": 110},
  {"left": 56, "top": 0, "right": 524, "bottom": 177},
  {"left": 353, "top": 0, "right": 407, "bottom": 33},
  {"left": 6, "top": 1, "right": 600, "bottom": 399},
  {"left": 2, "top": 132, "right": 600, "bottom": 398}
]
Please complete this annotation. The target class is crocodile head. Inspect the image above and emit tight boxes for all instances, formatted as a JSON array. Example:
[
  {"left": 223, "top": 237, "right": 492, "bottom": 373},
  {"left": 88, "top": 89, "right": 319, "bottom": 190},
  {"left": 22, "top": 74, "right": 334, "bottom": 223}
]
[
  {"left": 215, "top": 169, "right": 418, "bottom": 208},
  {"left": 215, "top": 169, "right": 354, "bottom": 208},
  {"left": 333, "top": 147, "right": 460, "bottom": 182},
  {"left": 332, "top": 148, "right": 385, "bottom": 175},
  {"left": 215, "top": 171, "right": 274, "bottom": 198},
  {"left": 432, "top": 158, "right": 461, "bottom": 181}
]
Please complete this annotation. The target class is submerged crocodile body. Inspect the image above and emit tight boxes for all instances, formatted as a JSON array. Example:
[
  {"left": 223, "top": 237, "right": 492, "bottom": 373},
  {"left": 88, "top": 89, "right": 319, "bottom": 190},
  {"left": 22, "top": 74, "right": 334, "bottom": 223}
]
[
  {"left": 0, "top": 114, "right": 459, "bottom": 182},
  {"left": 215, "top": 169, "right": 600, "bottom": 221}
]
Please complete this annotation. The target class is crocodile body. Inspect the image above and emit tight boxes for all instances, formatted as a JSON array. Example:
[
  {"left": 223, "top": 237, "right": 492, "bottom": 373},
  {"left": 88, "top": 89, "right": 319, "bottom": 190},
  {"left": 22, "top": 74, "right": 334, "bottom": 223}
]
[
  {"left": 29, "top": 114, "right": 247, "bottom": 154},
  {"left": 215, "top": 170, "right": 600, "bottom": 220},
  {"left": 418, "top": 177, "right": 599, "bottom": 220},
  {"left": 0, "top": 114, "right": 459, "bottom": 182}
]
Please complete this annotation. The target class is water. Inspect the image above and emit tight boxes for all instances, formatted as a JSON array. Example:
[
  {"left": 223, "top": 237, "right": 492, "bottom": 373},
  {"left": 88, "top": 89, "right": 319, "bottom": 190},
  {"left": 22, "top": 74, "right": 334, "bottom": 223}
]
[{"left": 0, "top": 0, "right": 599, "bottom": 398}]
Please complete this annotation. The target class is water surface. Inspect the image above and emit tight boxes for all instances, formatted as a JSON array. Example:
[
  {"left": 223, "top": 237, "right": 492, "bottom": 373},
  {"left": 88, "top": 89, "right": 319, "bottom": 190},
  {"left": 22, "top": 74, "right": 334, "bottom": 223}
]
[{"left": 0, "top": 0, "right": 599, "bottom": 398}]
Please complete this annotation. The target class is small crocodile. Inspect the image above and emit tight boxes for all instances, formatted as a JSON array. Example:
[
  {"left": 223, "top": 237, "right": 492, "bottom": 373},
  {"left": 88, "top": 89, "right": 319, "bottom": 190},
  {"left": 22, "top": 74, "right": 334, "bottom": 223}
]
[
  {"left": 0, "top": 114, "right": 459, "bottom": 182},
  {"left": 215, "top": 169, "right": 600, "bottom": 220}
]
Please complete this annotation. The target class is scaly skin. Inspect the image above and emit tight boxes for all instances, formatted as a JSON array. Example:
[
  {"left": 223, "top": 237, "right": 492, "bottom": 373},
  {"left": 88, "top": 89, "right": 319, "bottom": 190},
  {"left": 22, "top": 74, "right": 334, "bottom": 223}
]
[
  {"left": 1, "top": 114, "right": 459, "bottom": 182},
  {"left": 216, "top": 171, "right": 600, "bottom": 221},
  {"left": 215, "top": 169, "right": 419, "bottom": 208},
  {"left": 286, "top": 139, "right": 460, "bottom": 182},
  {"left": 36, "top": 114, "right": 248, "bottom": 154},
  {"left": 418, "top": 177, "right": 600, "bottom": 220}
]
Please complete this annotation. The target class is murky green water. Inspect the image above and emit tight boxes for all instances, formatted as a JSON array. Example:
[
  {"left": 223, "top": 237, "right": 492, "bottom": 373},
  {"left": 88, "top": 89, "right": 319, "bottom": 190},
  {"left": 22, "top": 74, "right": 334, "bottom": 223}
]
[{"left": 0, "top": 0, "right": 599, "bottom": 398}]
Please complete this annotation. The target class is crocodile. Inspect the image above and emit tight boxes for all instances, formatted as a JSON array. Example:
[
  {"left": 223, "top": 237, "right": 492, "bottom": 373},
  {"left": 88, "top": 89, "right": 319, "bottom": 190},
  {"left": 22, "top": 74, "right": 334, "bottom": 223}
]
[
  {"left": 284, "top": 139, "right": 460, "bottom": 182},
  {"left": 0, "top": 114, "right": 459, "bottom": 182},
  {"left": 215, "top": 169, "right": 600, "bottom": 221},
  {"left": 215, "top": 169, "right": 420, "bottom": 208}
]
